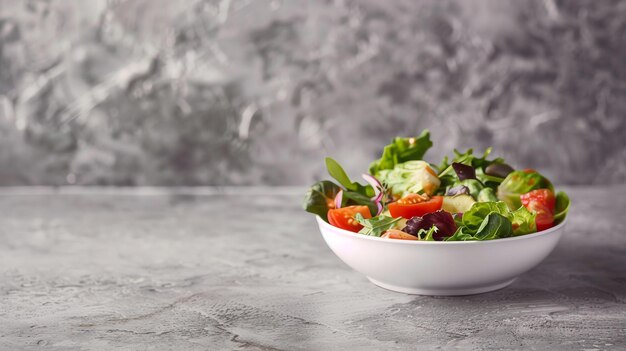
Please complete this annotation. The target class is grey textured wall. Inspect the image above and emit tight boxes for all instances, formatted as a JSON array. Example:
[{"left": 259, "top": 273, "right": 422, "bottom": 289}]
[{"left": 0, "top": 0, "right": 625, "bottom": 186}]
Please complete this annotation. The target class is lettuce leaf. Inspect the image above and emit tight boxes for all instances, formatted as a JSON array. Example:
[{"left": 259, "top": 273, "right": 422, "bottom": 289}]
[
  {"left": 369, "top": 130, "right": 433, "bottom": 174},
  {"left": 449, "top": 200, "right": 535, "bottom": 241},
  {"left": 511, "top": 206, "right": 536, "bottom": 235},
  {"left": 437, "top": 148, "right": 504, "bottom": 193},
  {"left": 474, "top": 212, "right": 513, "bottom": 240},
  {"left": 497, "top": 170, "right": 554, "bottom": 210},
  {"left": 462, "top": 201, "right": 511, "bottom": 234},
  {"left": 554, "top": 191, "right": 570, "bottom": 224},
  {"left": 375, "top": 160, "right": 441, "bottom": 196}
]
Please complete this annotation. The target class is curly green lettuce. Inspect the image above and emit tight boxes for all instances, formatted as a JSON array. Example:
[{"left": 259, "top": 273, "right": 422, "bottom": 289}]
[
  {"left": 369, "top": 130, "right": 433, "bottom": 175},
  {"left": 497, "top": 170, "right": 553, "bottom": 210}
]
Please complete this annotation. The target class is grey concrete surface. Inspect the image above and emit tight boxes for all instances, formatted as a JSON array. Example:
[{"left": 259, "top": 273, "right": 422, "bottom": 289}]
[{"left": 1, "top": 187, "right": 625, "bottom": 350}]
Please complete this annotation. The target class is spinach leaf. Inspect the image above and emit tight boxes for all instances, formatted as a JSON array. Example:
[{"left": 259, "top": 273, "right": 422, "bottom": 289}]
[
  {"left": 554, "top": 191, "right": 570, "bottom": 224},
  {"left": 302, "top": 180, "right": 342, "bottom": 221},
  {"left": 474, "top": 212, "right": 513, "bottom": 240},
  {"left": 459, "top": 200, "right": 536, "bottom": 238},
  {"left": 325, "top": 157, "right": 371, "bottom": 195},
  {"left": 325, "top": 157, "right": 356, "bottom": 191},
  {"left": 369, "top": 130, "right": 433, "bottom": 174},
  {"left": 355, "top": 214, "right": 401, "bottom": 237},
  {"left": 324, "top": 157, "right": 377, "bottom": 213}
]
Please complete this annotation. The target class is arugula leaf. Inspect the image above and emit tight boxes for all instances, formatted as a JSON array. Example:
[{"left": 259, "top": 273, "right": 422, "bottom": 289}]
[
  {"left": 554, "top": 191, "right": 570, "bottom": 224},
  {"left": 476, "top": 168, "right": 505, "bottom": 187},
  {"left": 420, "top": 226, "right": 438, "bottom": 241},
  {"left": 369, "top": 130, "right": 433, "bottom": 174},
  {"left": 355, "top": 214, "right": 401, "bottom": 237},
  {"left": 474, "top": 212, "right": 513, "bottom": 240},
  {"left": 302, "top": 180, "right": 342, "bottom": 221},
  {"left": 445, "top": 227, "right": 477, "bottom": 241}
]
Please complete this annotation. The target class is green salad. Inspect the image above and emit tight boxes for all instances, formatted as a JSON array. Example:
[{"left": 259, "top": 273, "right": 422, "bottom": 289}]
[{"left": 303, "top": 130, "right": 570, "bottom": 241}]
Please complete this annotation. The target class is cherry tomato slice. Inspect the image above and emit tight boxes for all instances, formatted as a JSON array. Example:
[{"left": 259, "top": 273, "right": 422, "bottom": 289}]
[
  {"left": 388, "top": 195, "right": 443, "bottom": 219},
  {"left": 520, "top": 189, "right": 556, "bottom": 231},
  {"left": 327, "top": 205, "right": 372, "bottom": 232}
]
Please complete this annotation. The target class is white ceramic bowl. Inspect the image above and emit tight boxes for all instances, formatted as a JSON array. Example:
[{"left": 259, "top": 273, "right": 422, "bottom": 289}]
[{"left": 317, "top": 216, "right": 566, "bottom": 296}]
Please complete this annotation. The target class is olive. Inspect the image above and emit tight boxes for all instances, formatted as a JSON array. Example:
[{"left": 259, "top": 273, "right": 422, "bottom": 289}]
[{"left": 485, "top": 163, "right": 514, "bottom": 178}]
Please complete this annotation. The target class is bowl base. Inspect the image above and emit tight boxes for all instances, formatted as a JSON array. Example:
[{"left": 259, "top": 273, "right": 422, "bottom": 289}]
[{"left": 367, "top": 277, "right": 517, "bottom": 296}]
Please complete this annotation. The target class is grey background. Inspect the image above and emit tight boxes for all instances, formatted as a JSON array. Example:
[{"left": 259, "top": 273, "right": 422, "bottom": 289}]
[{"left": 0, "top": 0, "right": 625, "bottom": 186}]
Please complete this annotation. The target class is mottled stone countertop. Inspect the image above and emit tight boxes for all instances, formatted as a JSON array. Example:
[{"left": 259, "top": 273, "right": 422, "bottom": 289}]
[{"left": 1, "top": 186, "right": 625, "bottom": 350}]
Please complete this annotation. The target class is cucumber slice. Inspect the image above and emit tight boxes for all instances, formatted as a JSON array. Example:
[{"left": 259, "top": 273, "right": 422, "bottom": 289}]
[{"left": 442, "top": 194, "right": 476, "bottom": 214}]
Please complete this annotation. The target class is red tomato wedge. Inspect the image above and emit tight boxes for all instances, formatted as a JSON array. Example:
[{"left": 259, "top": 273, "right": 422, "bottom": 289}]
[
  {"left": 388, "top": 195, "right": 443, "bottom": 219},
  {"left": 328, "top": 205, "right": 372, "bottom": 232},
  {"left": 520, "top": 189, "right": 556, "bottom": 231}
]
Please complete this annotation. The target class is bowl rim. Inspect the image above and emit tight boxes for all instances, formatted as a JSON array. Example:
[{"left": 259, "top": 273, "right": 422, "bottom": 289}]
[{"left": 316, "top": 215, "right": 567, "bottom": 245}]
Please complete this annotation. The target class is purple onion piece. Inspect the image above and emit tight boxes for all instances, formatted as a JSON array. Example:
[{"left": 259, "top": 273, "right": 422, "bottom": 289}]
[
  {"left": 446, "top": 185, "right": 470, "bottom": 196},
  {"left": 362, "top": 174, "right": 384, "bottom": 212},
  {"left": 375, "top": 201, "right": 384, "bottom": 216},
  {"left": 361, "top": 174, "right": 383, "bottom": 199}
]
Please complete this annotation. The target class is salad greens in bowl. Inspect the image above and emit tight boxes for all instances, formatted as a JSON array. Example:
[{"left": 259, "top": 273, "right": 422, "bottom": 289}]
[{"left": 303, "top": 130, "right": 570, "bottom": 295}]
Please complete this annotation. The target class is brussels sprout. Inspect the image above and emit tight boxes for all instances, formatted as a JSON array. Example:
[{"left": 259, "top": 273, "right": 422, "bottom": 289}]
[
  {"left": 497, "top": 170, "right": 553, "bottom": 210},
  {"left": 477, "top": 188, "right": 498, "bottom": 202}
]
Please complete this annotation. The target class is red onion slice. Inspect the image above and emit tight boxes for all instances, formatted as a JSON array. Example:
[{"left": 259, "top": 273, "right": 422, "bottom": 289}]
[
  {"left": 334, "top": 189, "right": 343, "bottom": 209},
  {"left": 362, "top": 174, "right": 385, "bottom": 215},
  {"left": 375, "top": 201, "right": 384, "bottom": 216},
  {"left": 372, "top": 191, "right": 383, "bottom": 203},
  {"left": 361, "top": 174, "right": 382, "bottom": 199}
]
